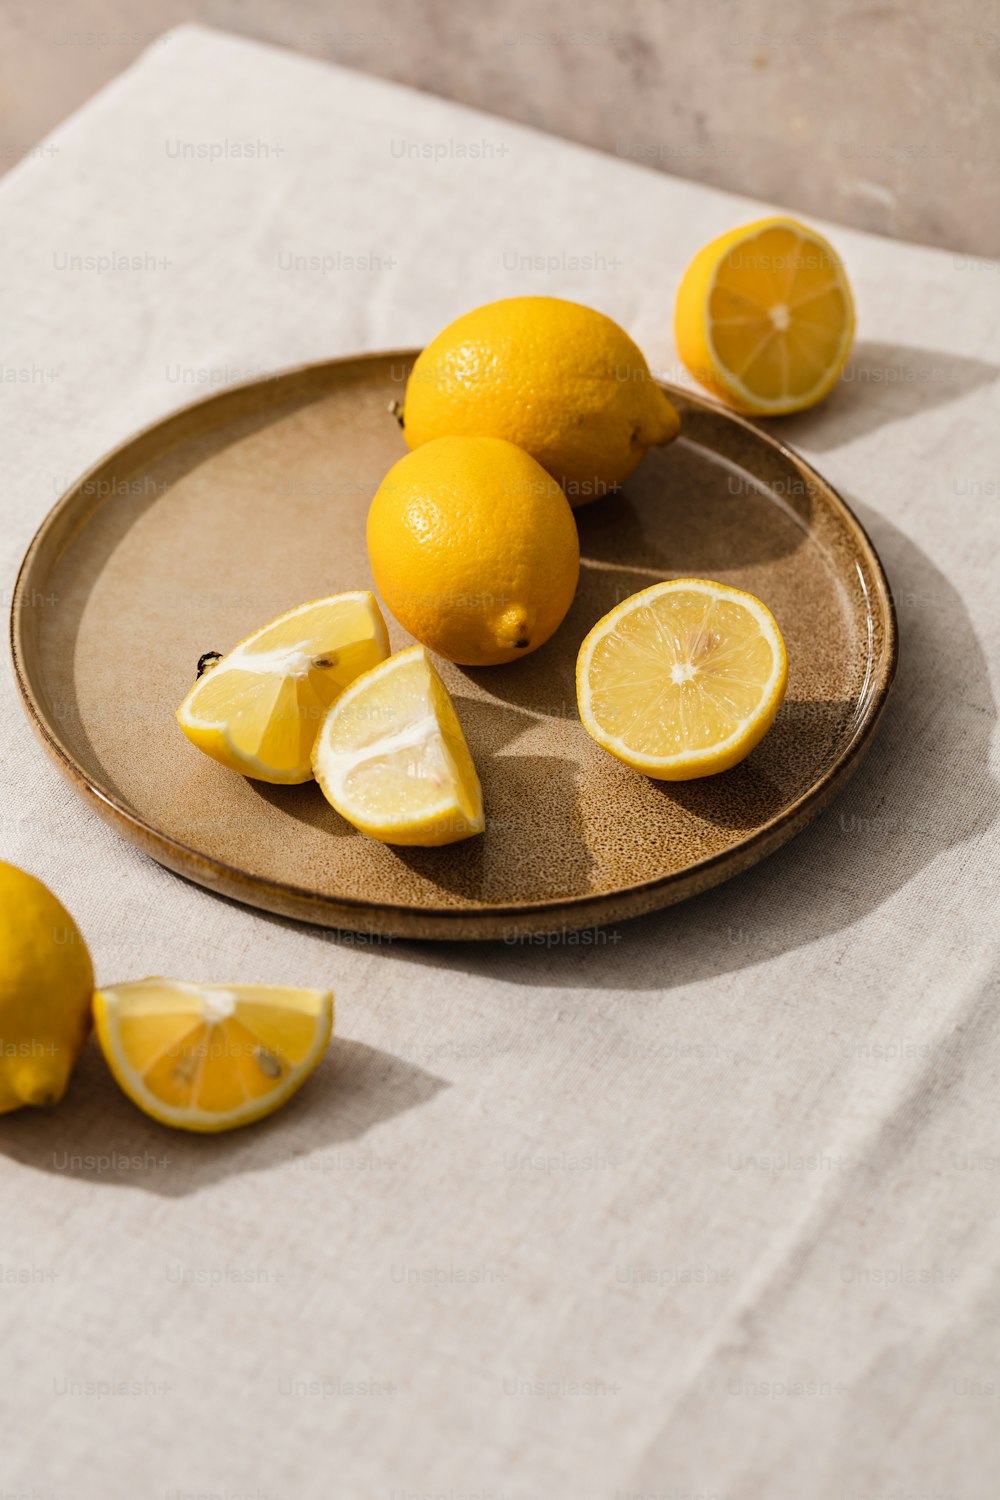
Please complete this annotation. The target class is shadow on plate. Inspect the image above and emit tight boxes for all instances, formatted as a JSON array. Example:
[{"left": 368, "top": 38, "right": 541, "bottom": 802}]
[
  {"left": 250, "top": 778, "right": 355, "bottom": 836},
  {"left": 384, "top": 695, "right": 599, "bottom": 902},
  {"left": 246, "top": 693, "right": 600, "bottom": 902},
  {"left": 301, "top": 498, "right": 997, "bottom": 989},
  {"left": 460, "top": 454, "right": 815, "bottom": 719},
  {"left": 658, "top": 698, "right": 856, "bottom": 832},
  {"left": 579, "top": 439, "right": 813, "bottom": 572}
]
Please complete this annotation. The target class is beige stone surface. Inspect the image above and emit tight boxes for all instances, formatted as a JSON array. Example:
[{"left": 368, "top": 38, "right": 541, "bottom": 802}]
[{"left": 0, "top": 0, "right": 997, "bottom": 253}]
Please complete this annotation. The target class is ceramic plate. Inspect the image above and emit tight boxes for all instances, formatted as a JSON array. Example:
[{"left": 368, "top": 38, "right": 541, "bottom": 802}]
[{"left": 10, "top": 352, "right": 896, "bottom": 939}]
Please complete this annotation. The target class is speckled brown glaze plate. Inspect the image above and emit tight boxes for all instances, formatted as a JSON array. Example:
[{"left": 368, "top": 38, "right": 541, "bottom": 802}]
[{"left": 11, "top": 352, "right": 896, "bottom": 939}]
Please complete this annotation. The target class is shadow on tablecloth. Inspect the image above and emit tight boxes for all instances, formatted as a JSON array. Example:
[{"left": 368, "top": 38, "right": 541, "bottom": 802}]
[
  {"left": 773, "top": 341, "right": 999, "bottom": 452},
  {"left": 0, "top": 1037, "right": 446, "bottom": 1197}
]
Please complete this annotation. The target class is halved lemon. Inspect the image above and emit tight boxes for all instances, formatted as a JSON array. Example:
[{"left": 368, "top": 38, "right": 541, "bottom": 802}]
[
  {"left": 93, "top": 979, "right": 333, "bottom": 1133},
  {"left": 177, "top": 592, "right": 389, "bottom": 783},
  {"left": 577, "top": 579, "right": 787, "bottom": 780},
  {"left": 675, "top": 216, "right": 855, "bottom": 414},
  {"left": 312, "top": 645, "right": 484, "bottom": 845}
]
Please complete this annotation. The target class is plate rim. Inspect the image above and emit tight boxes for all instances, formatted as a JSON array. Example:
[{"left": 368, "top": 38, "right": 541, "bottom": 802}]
[{"left": 9, "top": 350, "right": 899, "bottom": 938}]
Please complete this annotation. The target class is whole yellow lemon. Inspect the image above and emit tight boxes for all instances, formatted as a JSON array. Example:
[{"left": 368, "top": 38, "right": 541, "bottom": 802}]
[
  {"left": 674, "top": 216, "right": 855, "bottom": 414},
  {"left": 401, "top": 296, "right": 680, "bottom": 506},
  {"left": 367, "top": 435, "right": 580, "bottom": 666},
  {"left": 0, "top": 862, "right": 94, "bottom": 1112}
]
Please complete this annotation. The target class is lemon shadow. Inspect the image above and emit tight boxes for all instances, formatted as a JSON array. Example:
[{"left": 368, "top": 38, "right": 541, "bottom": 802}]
[
  {"left": 770, "top": 341, "right": 999, "bottom": 452},
  {"left": 664, "top": 700, "right": 859, "bottom": 831},
  {"left": 0, "top": 1038, "right": 447, "bottom": 1197},
  {"left": 604, "top": 430, "right": 813, "bottom": 571},
  {"left": 249, "top": 778, "right": 355, "bottom": 836}
]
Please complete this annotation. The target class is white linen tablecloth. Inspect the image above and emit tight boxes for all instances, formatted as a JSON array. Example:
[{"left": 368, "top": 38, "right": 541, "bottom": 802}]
[{"left": 1, "top": 25, "right": 998, "bottom": 1500}]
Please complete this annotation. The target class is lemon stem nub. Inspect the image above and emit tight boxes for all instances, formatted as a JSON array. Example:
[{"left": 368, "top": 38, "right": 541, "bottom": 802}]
[
  {"left": 196, "top": 651, "right": 223, "bottom": 678},
  {"left": 494, "top": 606, "right": 533, "bottom": 653}
]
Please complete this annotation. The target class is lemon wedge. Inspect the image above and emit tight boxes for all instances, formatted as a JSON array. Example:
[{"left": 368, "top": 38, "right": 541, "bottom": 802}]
[
  {"left": 177, "top": 592, "right": 389, "bottom": 783},
  {"left": 93, "top": 979, "right": 333, "bottom": 1132},
  {"left": 577, "top": 579, "right": 787, "bottom": 779},
  {"left": 312, "top": 645, "right": 485, "bottom": 845},
  {"left": 675, "top": 216, "right": 855, "bottom": 415}
]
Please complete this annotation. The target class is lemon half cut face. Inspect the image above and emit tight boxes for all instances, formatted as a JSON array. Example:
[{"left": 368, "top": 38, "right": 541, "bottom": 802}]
[
  {"left": 675, "top": 217, "right": 855, "bottom": 415},
  {"left": 577, "top": 579, "right": 788, "bottom": 779}
]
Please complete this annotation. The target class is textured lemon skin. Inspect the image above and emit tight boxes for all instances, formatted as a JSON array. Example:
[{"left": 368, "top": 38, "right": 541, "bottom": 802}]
[
  {"left": 403, "top": 297, "right": 680, "bottom": 506},
  {"left": 674, "top": 216, "right": 855, "bottom": 415},
  {"left": 0, "top": 863, "right": 93, "bottom": 1113},
  {"left": 92, "top": 983, "right": 333, "bottom": 1134},
  {"left": 367, "top": 436, "right": 580, "bottom": 666},
  {"left": 576, "top": 579, "right": 788, "bottom": 781}
]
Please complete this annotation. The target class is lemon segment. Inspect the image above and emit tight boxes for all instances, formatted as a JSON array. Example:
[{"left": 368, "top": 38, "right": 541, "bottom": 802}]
[
  {"left": 675, "top": 217, "right": 855, "bottom": 415},
  {"left": 176, "top": 592, "right": 390, "bottom": 783},
  {"left": 93, "top": 980, "right": 333, "bottom": 1133},
  {"left": 402, "top": 297, "right": 680, "bottom": 505},
  {"left": 577, "top": 579, "right": 787, "bottom": 780},
  {"left": 312, "top": 645, "right": 485, "bottom": 846}
]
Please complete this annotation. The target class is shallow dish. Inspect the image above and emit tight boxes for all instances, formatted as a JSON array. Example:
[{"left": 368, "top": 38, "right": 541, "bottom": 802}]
[{"left": 10, "top": 352, "right": 896, "bottom": 939}]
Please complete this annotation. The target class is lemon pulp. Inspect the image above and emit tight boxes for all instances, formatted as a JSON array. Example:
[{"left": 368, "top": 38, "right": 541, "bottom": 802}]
[
  {"left": 675, "top": 217, "right": 854, "bottom": 415},
  {"left": 93, "top": 979, "right": 333, "bottom": 1132},
  {"left": 312, "top": 645, "right": 484, "bottom": 845},
  {"left": 577, "top": 579, "right": 787, "bottom": 779},
  {"left": 177, "top": 592, "right": 389, "bottom": 782}
]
